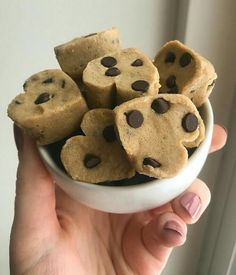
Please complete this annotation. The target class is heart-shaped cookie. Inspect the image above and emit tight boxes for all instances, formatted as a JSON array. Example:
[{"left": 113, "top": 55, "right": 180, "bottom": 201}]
[
  {"left": 55, "top": 27, "right": 122, "bottom": 79},
  {"left": 114, "top": 94, "right": 205, "bottom": 179},
  {"left": 8, "top": 69, "right": 88, "bottom": 145},
  {"left": 61, "top": 109, "right": 135, "bottom": 183},
  {"left": 154, "top": 40, "right": 217, "bottom": 107},
  {"left": 83, "top": 48, "right": 160, "bottom": 108}
]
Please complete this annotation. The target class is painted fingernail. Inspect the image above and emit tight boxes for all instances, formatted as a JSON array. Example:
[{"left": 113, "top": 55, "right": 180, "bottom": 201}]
[
  {"left": 180, "top": 192, "right": 201, "bottom": 218},
  {"left": 163, "top": 221, "right": 184, "bottom": 236},
  {"left": 13, "top": 124, "right": 23, "bottom": 151}
]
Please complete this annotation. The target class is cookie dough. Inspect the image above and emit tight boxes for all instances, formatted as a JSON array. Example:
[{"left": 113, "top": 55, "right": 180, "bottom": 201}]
[
  {"left": 83, "top": 48, "right": 161, "bottom": 109},
  {"left": 8, "top": 69, "right": 88, "bottom": 145},
  {"left": 114, "top": 94, "right": 205, "bottom": 179},
  {"left": 54, "top": 27, "right": 122, "bottom": 79},
  {"left": 154, "top": 40, "right": 217, "bottom": 107},
  {"left": 61, "top": 109, "right": 135, "bottom": 183},
  {"left": 81, "top": 108, "right": 115, "bottom": 138}
]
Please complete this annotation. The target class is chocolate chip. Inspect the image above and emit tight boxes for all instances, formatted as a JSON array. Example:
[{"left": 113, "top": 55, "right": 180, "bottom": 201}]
[
  {"left": 84, "top": 154, "right": 101, "bottom": 168},
  {"left": 190, "top": 90, "right": 195, "bottom": 93},
  {"left": 131, "top": 59, "right": 143, "bottom": 66},
  {"left": 187, "top": 147, "right": 197, "bottom": 158},
  {"left": 143, "top": 158, "right": 161, "bottom": 168},
  {"left": 105, "top": 67, "right": 121, "bottom": 77},
  {"left": 61, "top": 80, "right": 66, "bottom": 88},
  {"left": 101, "top": 56, "right": 117, "bottom": 68},
  {"left": 182, "top": 113, "right": 198, "bottom": 132},
  {"left": 167, "top": 86, "right": 179, "bottom": 94},
  {"left": 165, "top": 52, "right": 176, "bottom": 63},
  {"left": 23, "top": 81, "right": 27, "bottom": 90},
  {"left": 84, "top": 32, "right": 97, "bottom": 38},
  {"left": 131, "top": 80, "right": 149, "bottom": 92},
  {"left": 42, "top": 78, "right": 53, "bottom": 84},
  {"left": 179, "top": 52, "right": 192, "bottom": 67},
  {"left": 103, "top": 125, "right": 116, "bottom": 142},
  {"left": 151, "top": 98, "right": 170, "bottom": 114},
  {"left": 166, "top": 75, "right": 177, "bottom": 88},
  {"left": 34, "top": 92, "right": 51, "bottom": 104},
  {"left": 15, "top": 100, "right": 21, "bottom": 104},
  {"left": 125, "top": 110, "right": 144, "bottom": 128}
]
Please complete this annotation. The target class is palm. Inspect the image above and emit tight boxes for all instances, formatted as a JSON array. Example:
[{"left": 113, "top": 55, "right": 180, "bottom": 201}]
[
  {"left": 54, "top": 190, "right": 170, "bottom": 275},
  {"left": 11, "top": 124, "right": 227, "bottom": 275},
  {"left": 11, "top": 184, "right": 170, "bottom": 275}
]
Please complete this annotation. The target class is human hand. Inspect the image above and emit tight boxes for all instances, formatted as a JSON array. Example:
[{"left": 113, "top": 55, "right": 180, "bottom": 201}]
[{"left": 10, "top": 124, "right": 227, "bottom": 275}]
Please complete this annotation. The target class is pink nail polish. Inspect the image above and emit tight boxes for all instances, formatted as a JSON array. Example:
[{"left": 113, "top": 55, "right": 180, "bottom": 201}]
[
  {"left": 163, "top": 221, "right": 184, "bottom": 236},
  {"left": 180, "top": 192, "right": 201, "bottom": 218}
]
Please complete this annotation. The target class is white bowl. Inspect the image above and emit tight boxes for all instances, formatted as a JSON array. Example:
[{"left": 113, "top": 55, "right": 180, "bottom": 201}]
[{"left": 38, "top": 100, "right": 213, "bottom": 213}]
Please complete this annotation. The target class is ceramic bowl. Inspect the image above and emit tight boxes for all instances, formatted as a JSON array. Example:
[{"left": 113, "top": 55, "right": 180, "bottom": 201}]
[{"left": 38, "top": 100, "right": 213, "bottom": 213}]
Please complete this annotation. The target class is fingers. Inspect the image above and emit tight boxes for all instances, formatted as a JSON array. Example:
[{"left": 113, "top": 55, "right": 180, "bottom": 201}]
[
  {"left": 139, "top": 180, "right": 210, "bottom": 271},
  {"left": 209, "top": 124, "right": 227, "bottom": 153},
  {"left": 122, "top": 211, "right": 186, "bottom": 274},
  {"left": 131, "top": 124, "right": 226, "bottom": 272},
  {"left": 169, "top": 124, "right": 226, "bottom": 224},
  {"left": 171, "top": 178, "right": 211, "bottom": 224},
  {"left": 141, "top": 212, "right": 187, "bottom": 271},
  {"left": 142, "top": 211, "right": 187, "bottom": 249},
  {"left": 13, "top": 125, "right": 59, "bottom": 232}
]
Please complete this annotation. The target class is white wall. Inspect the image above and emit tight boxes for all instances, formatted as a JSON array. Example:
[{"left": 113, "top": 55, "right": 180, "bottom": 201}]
[{"left": 0, "top": 1, "right": 177, "bottom": 274}]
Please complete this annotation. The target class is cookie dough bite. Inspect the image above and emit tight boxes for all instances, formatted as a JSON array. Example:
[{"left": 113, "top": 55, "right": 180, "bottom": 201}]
[
  {"left": 83, "top": 48, "right": 161, "bottom": 109},
  {"left": 54, "top": 27, "right": 122, "bottom": 80},
  {"left": 61, "top": 136, "right": 135, "bottom": 183},
  {"left": 75, "top": 79, "right": 87, "bottom": 98},
  {"left": 80, "top": 108, "right": 115, "bottom": 138},
  {"left": 23, "top": 69, "right": 73, "bottom": 92},
  {"left": 114, "top": 94, "right": 205, "bottom": 179},
  {"left": 61, "top": 109, "right": 135, "bottom": 183},
  {"left": 8, "top": 69, "right": 88, "bottom": 145},
  {"left": 154, "top": 40, "right": 217, "bottom": 107}
]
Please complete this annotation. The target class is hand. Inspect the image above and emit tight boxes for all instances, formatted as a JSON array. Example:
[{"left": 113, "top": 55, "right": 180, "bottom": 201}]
[{"left": 10, "top": 124, "right": 227, "bottom": 275}]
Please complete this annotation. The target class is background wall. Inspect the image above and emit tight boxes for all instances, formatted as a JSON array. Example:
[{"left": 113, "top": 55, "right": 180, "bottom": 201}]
[{"left": 1, "top": 1, "right": 235, "bottom": 275}]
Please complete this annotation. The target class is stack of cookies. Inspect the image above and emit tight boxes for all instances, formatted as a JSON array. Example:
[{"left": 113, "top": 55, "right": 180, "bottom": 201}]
[{"left": 8, "top": 27, "right": 217, "bottom": 184}]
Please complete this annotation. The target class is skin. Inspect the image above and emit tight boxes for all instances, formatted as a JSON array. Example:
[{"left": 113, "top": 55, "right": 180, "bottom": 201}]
[{"left": 10, "top": 124, "right": 227, "bottom": 275}]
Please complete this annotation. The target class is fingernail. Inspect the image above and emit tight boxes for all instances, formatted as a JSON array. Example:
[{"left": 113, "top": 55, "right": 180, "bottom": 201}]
[
  {"left": 163, "top": 221, "right": 184, "bottom": 236},
  {"left": 13, "top": 124, "right": 23, "bottom": 151},
  {"left": 180, "top": 192, "right": 201, "bottom": 218}
]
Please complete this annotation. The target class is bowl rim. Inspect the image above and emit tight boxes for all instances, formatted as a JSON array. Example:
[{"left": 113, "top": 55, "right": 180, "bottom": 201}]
[{"left": 38, "top": 99, "right": 213, "bottom": 191}]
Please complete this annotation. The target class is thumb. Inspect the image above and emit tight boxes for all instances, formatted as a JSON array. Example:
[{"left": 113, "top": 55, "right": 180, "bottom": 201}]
[{"left": 13, "top": 125, "right": 59, "bottom": 231}]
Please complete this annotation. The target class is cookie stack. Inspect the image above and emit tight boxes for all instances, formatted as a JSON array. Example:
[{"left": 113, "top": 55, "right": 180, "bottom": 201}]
[{"left": 8, "top": 27, "right": 217, "bottom": 183}]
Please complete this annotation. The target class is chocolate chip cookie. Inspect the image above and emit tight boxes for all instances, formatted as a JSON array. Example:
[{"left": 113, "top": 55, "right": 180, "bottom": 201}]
[
  {"left": 114, "top": 94, "right": 205, "bottom": 179},
  {"left": 61, "top": 109, "right": 135, "bottom": 183},
  {"left": 83, "top": 48, "right": 161, "bottom": 108},
  {"left": 54, "top": 27, "right": 121, "bottom": 79},
  {"left": 154, "top": 40, "right": 217, "bottom": 107},
  {"left": 8, "top": 69, "right": 88, "bottom": 145}
]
